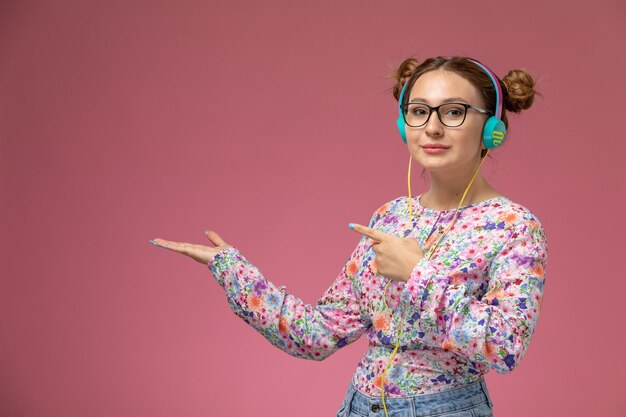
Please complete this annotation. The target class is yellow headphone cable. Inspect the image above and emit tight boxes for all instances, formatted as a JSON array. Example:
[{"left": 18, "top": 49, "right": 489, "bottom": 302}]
[{"left": 378, "top": 150, "right": 490, "bottom": 417}]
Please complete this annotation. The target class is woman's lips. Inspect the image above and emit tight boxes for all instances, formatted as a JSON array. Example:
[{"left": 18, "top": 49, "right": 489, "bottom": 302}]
[{"left": 421, "top": 145, "right": 449, "bottom": 154}]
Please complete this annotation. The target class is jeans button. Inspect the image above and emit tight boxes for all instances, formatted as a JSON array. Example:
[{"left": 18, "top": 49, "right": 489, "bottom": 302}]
[{"left": 371, "top": 403, "right": 380, "bottom": 413}]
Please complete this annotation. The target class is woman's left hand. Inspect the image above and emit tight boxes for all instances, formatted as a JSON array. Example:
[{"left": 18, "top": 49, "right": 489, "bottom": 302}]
[{"left": 350, "top": 223, "right": 424, "bottom": 282}]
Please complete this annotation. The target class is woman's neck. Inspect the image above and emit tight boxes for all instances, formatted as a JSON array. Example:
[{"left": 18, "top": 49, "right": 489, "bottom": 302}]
[{"left": 420, "top": 167, "right": 500, "bottom": 211}]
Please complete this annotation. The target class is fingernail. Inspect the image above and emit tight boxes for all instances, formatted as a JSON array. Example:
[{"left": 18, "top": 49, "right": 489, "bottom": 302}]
[
  {"left": 348, "top": 223, "right": 355, "bottom": 229},
  {"left": 150, "top": 240, "right": 167, "bottom": 248}
]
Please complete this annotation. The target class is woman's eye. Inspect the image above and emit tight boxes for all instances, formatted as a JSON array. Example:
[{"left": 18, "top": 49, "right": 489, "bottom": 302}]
[
  {"left": 409, "top": 106, "right": 429, "bottom": 116},
  {"left": 445, "top": 108, "right": 464, "bottom": 118}
]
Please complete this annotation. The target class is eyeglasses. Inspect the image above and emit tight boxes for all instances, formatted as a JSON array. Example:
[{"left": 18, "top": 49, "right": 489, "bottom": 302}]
[{"left": 400, "top": 102, "right": 491, "bottom": 128}]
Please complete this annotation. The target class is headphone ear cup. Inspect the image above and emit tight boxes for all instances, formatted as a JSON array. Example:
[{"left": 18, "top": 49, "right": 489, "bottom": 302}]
[
  {"left": 397, "top": 115, "right": 407, "bottom": 143},
  {"left": 396, "top": 82, "right": 409, "bottom": 144},
  {"left": 482, "top": 117, "right": 507, "bottom": 149}
]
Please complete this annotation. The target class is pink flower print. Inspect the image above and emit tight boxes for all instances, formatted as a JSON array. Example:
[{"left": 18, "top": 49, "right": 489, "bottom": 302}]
[{"left": 460, "top": 246, "right": 479, "bottom": 260}]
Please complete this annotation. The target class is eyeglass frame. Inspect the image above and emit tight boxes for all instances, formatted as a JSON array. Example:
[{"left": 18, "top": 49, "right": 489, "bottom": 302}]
[{"left": 400, "top": 102, "right": 491, "bottom": 128}]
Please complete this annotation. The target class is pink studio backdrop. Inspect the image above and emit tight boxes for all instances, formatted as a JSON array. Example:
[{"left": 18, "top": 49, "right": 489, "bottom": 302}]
[{"left": 1, "top": 1, "right": 624, "bottom": 416}]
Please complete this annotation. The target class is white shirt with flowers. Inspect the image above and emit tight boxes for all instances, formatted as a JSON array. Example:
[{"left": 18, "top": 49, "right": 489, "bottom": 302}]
[{"left": 208, "top": 195, "right": 547, "bottom": 397}]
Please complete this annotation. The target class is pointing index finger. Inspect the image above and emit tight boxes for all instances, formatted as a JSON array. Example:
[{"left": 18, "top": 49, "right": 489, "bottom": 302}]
[{"left": 349, "top": 223, "right": 389, "bottom": 242}]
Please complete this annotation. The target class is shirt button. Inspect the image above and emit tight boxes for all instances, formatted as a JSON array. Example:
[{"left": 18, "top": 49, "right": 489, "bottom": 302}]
[{"left": 371, "top": 404, "right": 380, "bottom": 412}]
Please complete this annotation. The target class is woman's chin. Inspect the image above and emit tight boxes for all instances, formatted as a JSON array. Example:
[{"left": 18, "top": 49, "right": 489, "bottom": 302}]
[{"left": 412, "top": 156, "right": 452, "bottom": 171}]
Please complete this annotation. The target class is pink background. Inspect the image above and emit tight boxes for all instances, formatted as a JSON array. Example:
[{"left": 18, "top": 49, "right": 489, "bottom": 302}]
[{"left": 1, "top": 1, "right": 624, "bottom": 416}]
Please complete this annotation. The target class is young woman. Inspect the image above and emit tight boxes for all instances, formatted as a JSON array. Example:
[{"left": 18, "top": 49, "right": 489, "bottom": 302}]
[{"left": 151, "top": 56, "right": 547, "bottom": 417}]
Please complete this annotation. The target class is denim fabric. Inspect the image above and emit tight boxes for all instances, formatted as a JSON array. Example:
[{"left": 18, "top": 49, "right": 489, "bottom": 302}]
[{"left": 336, "top": 379, "right": 493, "bottom": 417}]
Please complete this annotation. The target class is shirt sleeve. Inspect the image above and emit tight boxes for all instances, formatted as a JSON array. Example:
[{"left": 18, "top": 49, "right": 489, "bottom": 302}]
[
  {"left": 399, "top": 219, "right": 548, "bottom": 373},
  {"left": 207, "top": 235, "right": 372, "bottom": 361}
]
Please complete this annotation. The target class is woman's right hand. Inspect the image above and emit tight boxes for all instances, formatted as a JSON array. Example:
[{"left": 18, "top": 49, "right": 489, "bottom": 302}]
[{"left": 150, "top": 230, "right": 232, "bottom": 264}]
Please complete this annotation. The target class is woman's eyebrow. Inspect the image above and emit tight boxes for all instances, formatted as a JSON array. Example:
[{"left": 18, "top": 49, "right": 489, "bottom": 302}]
[{"left": 408, "top": 97, "right": 470, "bottom": 104}]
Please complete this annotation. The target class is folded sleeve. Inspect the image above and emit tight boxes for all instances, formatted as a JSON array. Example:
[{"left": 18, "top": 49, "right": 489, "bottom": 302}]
[
  {"left": 399, "top": 219, "right": 548, "bottom": 373},
  {"left": 207, "top": 236, "right": 372, "bottom": 361}
]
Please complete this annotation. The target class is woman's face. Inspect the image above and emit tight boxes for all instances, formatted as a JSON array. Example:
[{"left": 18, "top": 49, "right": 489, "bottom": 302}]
[{"left": 405, "top": 70, "right": 488, "bottom": 174}]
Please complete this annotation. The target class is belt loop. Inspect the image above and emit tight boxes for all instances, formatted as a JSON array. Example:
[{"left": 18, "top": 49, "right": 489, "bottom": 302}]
[
  {"left": 479, "top": 379, "right": 494, "bottom": 408},
  {"left": 408, "top": 394, "right": 417, "bottom": 417},
  {"left": 338, "top": 382, "right": 356, "bottom": 417}
]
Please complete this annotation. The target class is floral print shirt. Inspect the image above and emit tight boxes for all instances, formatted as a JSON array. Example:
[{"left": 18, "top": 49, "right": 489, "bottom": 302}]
[{"left": 207, "top": 195, "right": 548, "bottom": 397}]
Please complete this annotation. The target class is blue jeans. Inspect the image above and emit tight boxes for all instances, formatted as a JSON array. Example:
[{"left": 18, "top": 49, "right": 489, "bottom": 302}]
[{"left": 336, "top": 380, "right": 493, "bottom": 417}]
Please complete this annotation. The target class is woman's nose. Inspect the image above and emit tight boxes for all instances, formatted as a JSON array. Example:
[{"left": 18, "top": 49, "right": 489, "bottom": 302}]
[{"left": 425, "top": 111, "right": 444, "bottom": 136}]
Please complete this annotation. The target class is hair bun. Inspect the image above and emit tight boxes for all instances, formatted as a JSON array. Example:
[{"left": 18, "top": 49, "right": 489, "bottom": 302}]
[
  {"left": 391, "top": 58, "right": 420, "bottom": 101},
  {"left": 503, "top": 69, "right": 537, "bottom": 113}
]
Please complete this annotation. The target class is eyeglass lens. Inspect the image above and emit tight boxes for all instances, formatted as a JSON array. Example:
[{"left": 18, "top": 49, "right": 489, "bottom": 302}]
[{"left": 404, "top": 103, "right": 467, "bottom": 127}]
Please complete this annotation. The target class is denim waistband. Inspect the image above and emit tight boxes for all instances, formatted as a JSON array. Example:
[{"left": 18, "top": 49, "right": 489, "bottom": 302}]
[{"left": 339, "top": 379, "right": 493, "bottom": 417}]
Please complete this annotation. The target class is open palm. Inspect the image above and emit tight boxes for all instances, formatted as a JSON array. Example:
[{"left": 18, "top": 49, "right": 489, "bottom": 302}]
[{"left": 150, "top": 230, "right": 231, "bottom": 264}]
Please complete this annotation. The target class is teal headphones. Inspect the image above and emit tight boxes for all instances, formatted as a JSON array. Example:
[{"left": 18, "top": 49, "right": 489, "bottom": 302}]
[{"left": 396, "top": 58, "right": 506, "bottom": 149}]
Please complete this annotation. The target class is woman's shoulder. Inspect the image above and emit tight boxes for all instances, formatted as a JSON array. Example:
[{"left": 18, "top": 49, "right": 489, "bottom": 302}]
[
  {"left": 368, "top": 196, "right": 409, "bottom": 217},
  {"left": 372, "top": 196, "right": 408, "bottom": 213},
  {"left": 362, "top": 196, "right": 407, "bottom": 228},
  {"left": 491, "top": 196, "right": 544, "bottom": 229},
  {"left": 459, "top": 195, "right": 546, "bottom": 237},
  {"left": 482, "top": 197, "right": 547, "bottom": 249}
]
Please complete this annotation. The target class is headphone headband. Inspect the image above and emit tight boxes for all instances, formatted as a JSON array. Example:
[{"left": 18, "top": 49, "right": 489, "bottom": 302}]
[{"left": 467, "top": 59, "right": 502, "bottom": 120}]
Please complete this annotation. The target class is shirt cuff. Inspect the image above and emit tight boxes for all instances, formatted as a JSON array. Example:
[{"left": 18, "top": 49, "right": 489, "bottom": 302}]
[
  {"left": 400, "top": 257, "right": 434, "bottom": 308},
  {"left": 399, "top": 257, "right": 451, "bottom": 334},
  {"left": 207, "top": 247, "right": 244, "bottom": 286}
]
